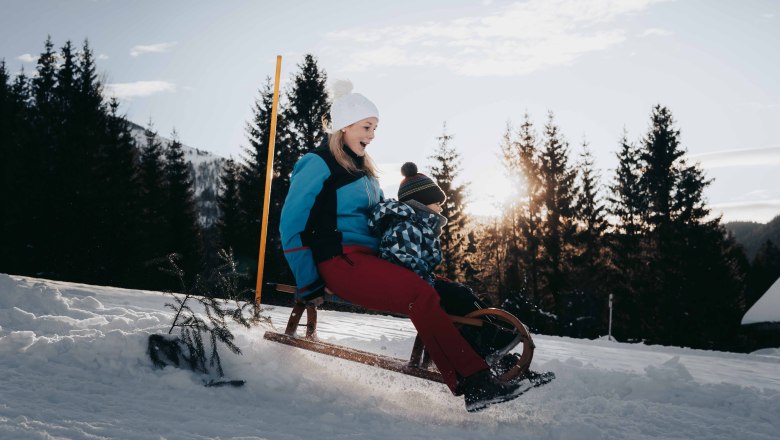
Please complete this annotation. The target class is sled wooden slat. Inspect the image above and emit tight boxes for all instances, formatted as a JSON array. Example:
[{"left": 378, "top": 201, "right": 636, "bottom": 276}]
[
  {"left": 268, "top": 283, "right": 486, "bottom": 327},
  {"left": 263, "top": 331, "right": 445, "bottom": 383},
  {"left": 274, "top": 283, "right": 297, "bottom": 294},
  {"left": 265, "top": 282, "right": 535, "bottom": 383}
]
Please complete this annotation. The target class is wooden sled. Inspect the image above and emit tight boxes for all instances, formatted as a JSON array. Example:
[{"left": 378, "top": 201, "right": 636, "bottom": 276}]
[{"left": 263, "top": 284, "right": 537, "bottom": 384}]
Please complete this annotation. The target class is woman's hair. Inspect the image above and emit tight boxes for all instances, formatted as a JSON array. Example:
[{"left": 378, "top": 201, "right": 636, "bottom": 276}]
[{"left": 327, "top": 129, "right": 380, "bottom": 178}]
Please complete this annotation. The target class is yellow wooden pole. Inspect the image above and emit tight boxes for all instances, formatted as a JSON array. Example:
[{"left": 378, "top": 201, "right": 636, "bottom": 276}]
[{"left": 255, "top": 55, "right": 282, "bottom": 308}]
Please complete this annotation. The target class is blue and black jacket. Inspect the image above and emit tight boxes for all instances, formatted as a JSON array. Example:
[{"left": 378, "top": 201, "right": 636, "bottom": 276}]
[{"left": 280, "top": 144, "right": 383, "bottom": 301}]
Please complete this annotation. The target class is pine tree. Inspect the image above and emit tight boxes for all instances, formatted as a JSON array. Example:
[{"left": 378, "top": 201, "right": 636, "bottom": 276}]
[
  {"left": 137, "top": 122, "right": 171, "bottom": 288},
  {"left": 496, "top": 122, "right": 524, "bottom": 301},
  {"left": 55, "top": 41, "right": 77, "bottom": 115},
  {"left": 94, "top": 98, "right": 144, "bottom": 286},
  {"left": 76, "top": 40, "right": 102, "bottom": 113},
  {"left": 0, "top": 60, "right": 10, "bottom": 177},
  {"left": 55, "top": 40, "right": 105, "bottom": 281},
  {"left": 233, "top": 76, "right": 296, "bottom": 289},
  {"left": 163, "top": 131, "right": 205, "bottom": 282},
  {"left": 636, "top": 105, "right": 685, "bottom": 342},
  {"left": 217, "top": 158, "right": 242, "bottom": 253},
  {"left": 537, "top": 112, "right": 578, "bottom": 323},
  {"left": 570, "top": 141, "right": 609, "bottom": 337},
  {"left": 471, "top": 217, "right": 509, "bottom": 304},
  {"left": 495, "top": 118, "right": 538, "bottom": 306},
  {"left": 0, "top": 58, "right": 9, "bottom": 107},
  {"left": 462, "top": 230, "right": 482, "bottom": 291},
  {"left": 609, "top": 131, "right": 645, "bottom": 237},
  {"left": 236, "top": 78, "right": 275, "bottom": 262},
  {"left": 635, "top": 105, "right": 747, "bottom": 348},
  {"left": 639, "top": 105, "right": 684, "bottom": 232},
  {"left": 56, "top": 40, "right": 88, "bottom": 279},
  {"left": 31, "top": 36, "right": 58, "bottom": 119},
  {"left": 75, "top": 40, "right": 123, "bottom": 283},
  {"left": 573, "top": 141, "right": 608, "bottom": 276},
  {"left": 0, "top": 60, "right": 18, "bottom": 272},
  {"left": 429, "top": 123, "right": 470, "bottom": 281},
  {"left": 28, "top": 37, "right": 60, "bottom": 276},
  {"left": 607, "top": 131, "right": 647, "bottom": 340},
  {"left": 515, "top": 114, "right": 545, "bottom": 305},
  {"left": 285, "top": 54, "right": 329, "bottom": 152}
]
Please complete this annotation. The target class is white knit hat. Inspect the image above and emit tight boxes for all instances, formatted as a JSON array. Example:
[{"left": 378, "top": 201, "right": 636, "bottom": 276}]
[{"left": 329, "top": 80, "right": 379, "bottom": 133}]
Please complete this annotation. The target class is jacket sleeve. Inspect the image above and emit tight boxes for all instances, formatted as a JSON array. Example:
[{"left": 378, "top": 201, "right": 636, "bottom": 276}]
[{"left": 279, "top": 153, "right": 331, "bottom": 301}]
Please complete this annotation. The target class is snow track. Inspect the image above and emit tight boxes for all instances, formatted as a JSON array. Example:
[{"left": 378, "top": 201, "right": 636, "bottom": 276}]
[{"left": 1, "top": 274, "right": 779, "bottom": 439}]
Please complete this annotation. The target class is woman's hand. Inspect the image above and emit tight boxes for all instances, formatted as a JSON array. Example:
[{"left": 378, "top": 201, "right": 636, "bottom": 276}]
[{"left": 307, "top": 287, "right": 334, "bottom": 307}]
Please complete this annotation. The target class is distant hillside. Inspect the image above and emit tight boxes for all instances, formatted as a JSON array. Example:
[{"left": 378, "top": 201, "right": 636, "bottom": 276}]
[
  {"left": 725, "top": 215, "right": 780, "bottom": 259},
  {"left": 128, "top": 122, "right": 223, "bottom": 227}
]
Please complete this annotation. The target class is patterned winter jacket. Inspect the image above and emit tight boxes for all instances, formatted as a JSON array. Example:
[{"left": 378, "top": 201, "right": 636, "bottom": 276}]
[{"left": 368, "top": 199, "right": 447, "bottom": 285}]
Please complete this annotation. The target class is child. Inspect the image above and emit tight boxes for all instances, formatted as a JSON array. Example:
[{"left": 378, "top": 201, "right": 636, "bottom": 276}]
[{"left": 368, "top": 162, "right": 518, "bottom": 367}]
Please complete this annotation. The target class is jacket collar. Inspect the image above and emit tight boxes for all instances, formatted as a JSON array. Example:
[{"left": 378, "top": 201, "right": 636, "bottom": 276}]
[
  {"left": 342, "top": 144, "right": 365, "bottom": 168},
  {"left": 315, "top": 139, "right": 366, "bottom": 171},
  {"left": 405, "top": 199, "right": 448, "bottom": 237}
]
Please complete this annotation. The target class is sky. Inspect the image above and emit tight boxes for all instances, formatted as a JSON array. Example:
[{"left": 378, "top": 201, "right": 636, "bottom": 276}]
[{"left": 2, "top": 0, "right": 779, "bottom": 221}]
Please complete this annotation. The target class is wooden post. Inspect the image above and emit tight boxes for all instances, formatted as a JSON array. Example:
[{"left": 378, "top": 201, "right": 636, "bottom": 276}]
[
  {"left": 608, "top": 293, "right": 614, "bottom": 341},
  {"left": 255, "top": 55, "right": 282, "bottom": 309}
]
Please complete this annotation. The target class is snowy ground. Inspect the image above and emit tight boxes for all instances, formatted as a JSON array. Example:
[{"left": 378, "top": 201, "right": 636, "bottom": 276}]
[{"left": 1, "top": 273, "right": 779, "bottom": 440}]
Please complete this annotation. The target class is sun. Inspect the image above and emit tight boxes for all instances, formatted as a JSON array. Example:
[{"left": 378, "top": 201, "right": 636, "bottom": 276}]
[
  {"left": 376, "top": 162, "right": 525, "bottom": 219},
  {"left": 466, "top": 171, "right": 520, "bottom": 218}
]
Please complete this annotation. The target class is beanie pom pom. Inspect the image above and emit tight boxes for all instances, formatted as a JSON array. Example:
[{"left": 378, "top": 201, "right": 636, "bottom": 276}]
[
  {"left": 331, "top": 79, "right": 354, "bottom": 100},
  {"left": 401, "top": 162, "right": 418, "bottom": 177}
]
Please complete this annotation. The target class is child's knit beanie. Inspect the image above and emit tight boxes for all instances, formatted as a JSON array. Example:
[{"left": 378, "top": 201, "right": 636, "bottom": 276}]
[{"left": 398, "top": 162, "right": 447, "bottom": 206}]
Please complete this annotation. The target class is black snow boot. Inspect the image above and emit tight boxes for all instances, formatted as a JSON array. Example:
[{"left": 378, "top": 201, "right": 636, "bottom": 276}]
[
  {"left": 461, "top": 369, "right": 531, "bottom": 413},
  {"left": 491, "top": 353, "right": 521, "bottom": 377}
]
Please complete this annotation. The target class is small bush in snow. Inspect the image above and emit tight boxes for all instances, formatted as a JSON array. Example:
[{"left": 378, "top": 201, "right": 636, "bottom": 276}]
[{"left": 148, "top": 249, "right": 265, "bottom": 383}]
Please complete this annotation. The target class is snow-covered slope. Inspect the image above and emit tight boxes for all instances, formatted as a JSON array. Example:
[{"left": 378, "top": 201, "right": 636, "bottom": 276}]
[{"left": 1, "top": 273, "right": 779, "bottom": 440}]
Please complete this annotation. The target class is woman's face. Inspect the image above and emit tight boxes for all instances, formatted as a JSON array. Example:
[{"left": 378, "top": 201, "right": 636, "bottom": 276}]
[{"left": 342, "top": 117, "right": 378, "bottom": 157}]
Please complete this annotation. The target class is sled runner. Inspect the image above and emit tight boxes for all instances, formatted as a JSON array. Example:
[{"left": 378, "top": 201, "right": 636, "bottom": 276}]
[{"left": 263, "top": 283, "right": 545, "bottom": 384}]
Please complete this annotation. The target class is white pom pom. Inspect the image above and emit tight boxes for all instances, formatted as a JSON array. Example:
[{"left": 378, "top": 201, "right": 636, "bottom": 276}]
[{"left": 331, "top": 79, "right": 354, "bottom": 100}]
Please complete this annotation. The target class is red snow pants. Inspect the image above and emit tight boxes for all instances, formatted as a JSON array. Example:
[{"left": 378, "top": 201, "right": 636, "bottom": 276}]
[{"left": 317, "top": 245, "right": 489, "bottom": 392}]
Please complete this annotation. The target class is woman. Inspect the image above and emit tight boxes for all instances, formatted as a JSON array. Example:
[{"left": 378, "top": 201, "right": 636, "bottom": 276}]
[{"left": 279, "top": 80, "right": 525, "bottom": 412}]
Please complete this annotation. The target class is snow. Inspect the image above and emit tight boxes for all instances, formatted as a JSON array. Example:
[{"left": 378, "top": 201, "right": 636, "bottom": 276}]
[
  {"left": 1, "top": 273, "right": 779, "bottom": 440},
  {"left": 743, "top": 276, "right": 780, "bottom": 325}
]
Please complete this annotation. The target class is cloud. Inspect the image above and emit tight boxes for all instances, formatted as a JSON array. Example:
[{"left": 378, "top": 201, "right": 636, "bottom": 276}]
[
  {"left": 97, "top": 54, "right": 109, "bottom": 60},
  {"left": 688, "top": 146, "right": 780, "bottom": 169},
  {"left": 711, "top": 199, "right": 780, "bottom": 224},
  {"left": 325, "top": 0, "right": 662, "bottom": 76},
  {"left": 640, "top": 28, "right": 673, "bottom": 37},
  {"left": 739, "top": 101, "right": 780, "bottom": 110},
  {"left": 130, "top": 42, "right": 177, "bottom": 57},
  {"left": 104, "top": 81, "right": 177, "bottom": 99},
  {"left": 17, "top": 53, "right": 37, "bottom": 63}
]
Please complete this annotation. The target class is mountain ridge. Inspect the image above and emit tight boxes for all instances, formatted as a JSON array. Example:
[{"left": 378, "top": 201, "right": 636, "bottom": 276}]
[
  {"left": 724, "top": 215, "right": 780, "bottom": 259},
  {"left": 127, "top": 121, "right": 223, "bottom": 227}
]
